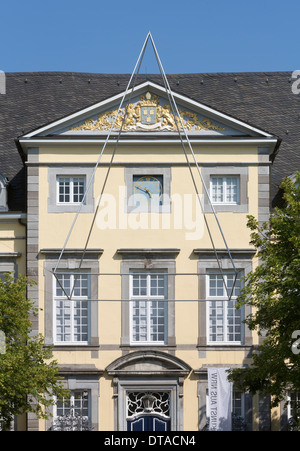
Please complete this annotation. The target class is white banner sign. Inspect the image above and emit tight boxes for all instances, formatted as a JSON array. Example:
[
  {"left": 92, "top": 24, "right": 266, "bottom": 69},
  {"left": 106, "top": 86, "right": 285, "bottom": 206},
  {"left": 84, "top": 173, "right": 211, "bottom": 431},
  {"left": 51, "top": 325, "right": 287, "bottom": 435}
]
[{"left": 208, "top": 367, "right": 232, "bottom": 431}]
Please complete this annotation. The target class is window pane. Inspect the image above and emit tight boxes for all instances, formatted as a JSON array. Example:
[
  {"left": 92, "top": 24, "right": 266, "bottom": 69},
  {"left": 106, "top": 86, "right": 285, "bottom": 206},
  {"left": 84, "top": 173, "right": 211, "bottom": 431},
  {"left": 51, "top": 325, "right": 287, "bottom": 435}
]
[
  {"left": 73, "top": 300, "right": 88, "bottom": 342},
  {"left": 56, "top": 299, "right": 71, "bottom": 342},
  {"left": 130, "top": 273, "right": 167, "bottom": 343},
  {"left": 73, "top": 391, "right": 89, "bottom": 417},
  {"left": 132, "top": 274, "right": 147, "bottom": 296},
  {"left": 211, "top": 176, "right": 239, "bottom": 204},
  {"left": 233, "top": 390, "right": 243, "bottom": 418},
  {"left": 56, "top": 396, "right": 71, "bottom": 417},
  {"left": 209, "top": 274, "right": 241, "bottom": 298},
  {"left": 211, "top": 177, "right": 223, "bottom": 203},
  {"left": 73, "top": 177, "right": 85, "bottom": 203},
  {"left": 150, "top": 300, "right": 166, "bottom": 342},
  {"left": 150, "top": 274, "right": 166, "bottom": 296},
  {"left": 226, "top": 177, "right": 239, "bottom": 203},
  {"left": 227, "top": 300, "right": 241, "bottom": 342},
  {"left": 58, "top": 177, "right": 70, "bottom": 203},
  {"left": 132, "top": 300, "right": 147, "bottom": 342},
  {"left": 57, "top": 176, "right": 86, "bottom": 204},
  {"left": 209, "top": 275, "right": 224, "bottom": 297},
  {"left": 289, "top": 392, "right": 300, "bottom": 421},
  {"left": 227, "top": 274, "right": 241, "bottom": 297},
  {"left": 55, "top": 273, "right": 89, "bottom": 343},
  {"left": 54, "top": 391, "right": 90, "bottom": 431},
  {"left": 56, "top": 274, "right": 71, "bottom": 297},
  {"left": 208, "top": 273, "right": 243, "bottom": 343},
  {"left": 73, "top": 274, "right": 89, "bottom": 297},
  {"left": 208, "top": 300, "right": 224, "bottom": 342}
]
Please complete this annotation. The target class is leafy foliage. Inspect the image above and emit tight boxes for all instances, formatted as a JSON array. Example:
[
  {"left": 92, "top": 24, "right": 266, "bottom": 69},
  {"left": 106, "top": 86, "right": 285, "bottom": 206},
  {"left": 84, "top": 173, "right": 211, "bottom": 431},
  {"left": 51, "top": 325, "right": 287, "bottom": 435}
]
[
  {"left": 228, "top": 173, "right": 300, "bottom": 421},
  {"left": 0, "top": 273, "right": 67, "bottom": 430}
]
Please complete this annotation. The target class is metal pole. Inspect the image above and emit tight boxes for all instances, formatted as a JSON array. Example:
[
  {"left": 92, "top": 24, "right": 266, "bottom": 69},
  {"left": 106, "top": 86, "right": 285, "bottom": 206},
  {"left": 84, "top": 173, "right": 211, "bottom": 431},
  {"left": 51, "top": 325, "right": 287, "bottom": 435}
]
[
  {"left": 54, "top": 33, "right": 151, "bottom": 275},
  {"left": 148, "top": 33, "right": 237, "bottom": 300}
]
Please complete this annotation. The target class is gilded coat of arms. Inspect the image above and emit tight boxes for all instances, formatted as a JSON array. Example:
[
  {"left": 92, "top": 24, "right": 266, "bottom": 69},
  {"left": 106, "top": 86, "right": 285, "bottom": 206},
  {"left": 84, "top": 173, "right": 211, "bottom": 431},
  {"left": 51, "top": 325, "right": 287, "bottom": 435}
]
[
  {"left": 140, "top": 92, "right": 157, "bottom": 125},
  {"left": 71, "top": 92, "right": 225, "bottom": 133}
]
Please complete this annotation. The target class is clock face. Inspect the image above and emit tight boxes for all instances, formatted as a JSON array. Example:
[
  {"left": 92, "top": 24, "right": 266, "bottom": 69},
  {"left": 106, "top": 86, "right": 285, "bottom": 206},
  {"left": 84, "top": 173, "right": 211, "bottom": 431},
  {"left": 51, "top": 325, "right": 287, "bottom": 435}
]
[{"left": 133, "top": 175, "right": 163, "bottom": 206}]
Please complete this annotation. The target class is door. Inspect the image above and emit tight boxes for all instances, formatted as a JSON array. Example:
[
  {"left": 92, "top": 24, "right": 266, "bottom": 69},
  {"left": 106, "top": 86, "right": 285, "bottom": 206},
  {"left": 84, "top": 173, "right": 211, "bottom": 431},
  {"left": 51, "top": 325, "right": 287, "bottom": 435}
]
[
  {"left": 127, "top": 414, "right": 170, "bottom": 431},
  {"left": 126, "top": 391, "right": 171, "bottom": 431}
]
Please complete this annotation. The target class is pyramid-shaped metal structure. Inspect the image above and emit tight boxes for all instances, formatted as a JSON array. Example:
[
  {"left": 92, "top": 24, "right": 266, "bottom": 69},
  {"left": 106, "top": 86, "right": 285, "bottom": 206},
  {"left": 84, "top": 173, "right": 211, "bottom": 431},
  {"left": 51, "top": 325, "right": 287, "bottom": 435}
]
[{"left": 53, "top": 32, "right": 238, "bottom": 301}]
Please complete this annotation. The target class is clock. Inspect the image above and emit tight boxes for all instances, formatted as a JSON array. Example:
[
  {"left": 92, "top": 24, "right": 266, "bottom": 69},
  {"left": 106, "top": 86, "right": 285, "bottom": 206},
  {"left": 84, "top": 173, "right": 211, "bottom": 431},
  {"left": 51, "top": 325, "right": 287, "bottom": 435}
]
[{"left": 133, "top": 175, "right": 163, "bottom": 206}]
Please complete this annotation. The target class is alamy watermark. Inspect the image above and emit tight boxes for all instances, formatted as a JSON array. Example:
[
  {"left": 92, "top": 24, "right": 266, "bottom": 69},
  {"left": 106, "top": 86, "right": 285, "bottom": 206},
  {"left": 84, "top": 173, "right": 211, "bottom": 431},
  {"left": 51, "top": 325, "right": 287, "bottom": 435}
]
[
  {"left": 0, "top": 330, "right": 5, "bottom": 354},
  {"left": 291, "top": 71, "right": 300, "bottom": 95},
  {"left": 95, "top": 189, "right": 205, "bottom": 240},
  {"left": 0, "top": 71, "right": 6, "bottom": 95},
  {"left": 292, "top": 330, "right": 300, "bottom": 355}
]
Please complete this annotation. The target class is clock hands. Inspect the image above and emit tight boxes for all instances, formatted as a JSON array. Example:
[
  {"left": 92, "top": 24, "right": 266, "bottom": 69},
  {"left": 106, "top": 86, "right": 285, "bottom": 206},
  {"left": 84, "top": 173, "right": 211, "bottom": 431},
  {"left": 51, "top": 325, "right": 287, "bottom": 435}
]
[{"left": 135, "top": 184, "right": 152, "bottom": 198}]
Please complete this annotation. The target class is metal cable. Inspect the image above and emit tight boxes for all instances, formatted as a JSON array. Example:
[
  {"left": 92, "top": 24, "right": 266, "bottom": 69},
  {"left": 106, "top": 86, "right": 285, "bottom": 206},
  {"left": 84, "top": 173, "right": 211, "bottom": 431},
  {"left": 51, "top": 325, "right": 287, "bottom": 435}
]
[
  {"left": 53, "top": 32, "right": 237, "bottom": 301},
  {"left": 148, "top": 33, "right": 237, "bottom": 299}
]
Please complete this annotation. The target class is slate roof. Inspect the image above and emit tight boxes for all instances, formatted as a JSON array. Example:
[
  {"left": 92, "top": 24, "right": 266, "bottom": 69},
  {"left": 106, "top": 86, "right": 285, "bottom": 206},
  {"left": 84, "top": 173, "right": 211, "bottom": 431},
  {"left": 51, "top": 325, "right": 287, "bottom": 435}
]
[{"left": 0, "top": 71, "right": 299, "bottom": 210}]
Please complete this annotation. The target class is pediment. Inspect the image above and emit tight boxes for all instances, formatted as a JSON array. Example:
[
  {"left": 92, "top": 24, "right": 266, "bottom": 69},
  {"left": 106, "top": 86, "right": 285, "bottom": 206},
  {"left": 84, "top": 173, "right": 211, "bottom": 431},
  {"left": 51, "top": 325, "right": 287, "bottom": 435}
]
[
  {"left": 67, "top": 91, "right": 231, "bottom": 136},
  {"left": 106, "top": 350, "right": 192, "bottom": 377},
  {"left": 21, "top": 81, "right": 274, "bottom": 140}
]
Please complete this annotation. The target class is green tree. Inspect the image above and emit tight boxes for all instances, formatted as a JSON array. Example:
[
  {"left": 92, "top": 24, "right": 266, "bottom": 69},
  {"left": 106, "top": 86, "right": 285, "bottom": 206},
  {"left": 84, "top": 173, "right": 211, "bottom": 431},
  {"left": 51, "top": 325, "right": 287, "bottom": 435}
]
[
  {"left": 0, "top": 273, "right": 67, "bottom": 430},
  {"left": 228, "top": 172, "right": 300, "bottom": 428}
]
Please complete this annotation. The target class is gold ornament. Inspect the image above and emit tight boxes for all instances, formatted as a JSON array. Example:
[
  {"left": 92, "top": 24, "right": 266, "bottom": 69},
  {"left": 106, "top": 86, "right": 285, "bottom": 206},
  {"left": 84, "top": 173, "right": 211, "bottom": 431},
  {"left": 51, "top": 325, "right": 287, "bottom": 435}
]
[{"left": 71, "top": 93, "right": 226, "bottom": 132}]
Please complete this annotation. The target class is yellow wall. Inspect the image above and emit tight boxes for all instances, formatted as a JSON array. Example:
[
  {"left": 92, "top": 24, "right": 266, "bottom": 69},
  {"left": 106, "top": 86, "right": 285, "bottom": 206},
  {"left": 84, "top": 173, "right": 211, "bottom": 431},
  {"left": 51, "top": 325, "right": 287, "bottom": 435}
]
[
  {"left": 0, "top": 219, "right": 26, "bottom": 276},
  {"left": 36, "top": 142, "right": 263, "bottom": 430}
]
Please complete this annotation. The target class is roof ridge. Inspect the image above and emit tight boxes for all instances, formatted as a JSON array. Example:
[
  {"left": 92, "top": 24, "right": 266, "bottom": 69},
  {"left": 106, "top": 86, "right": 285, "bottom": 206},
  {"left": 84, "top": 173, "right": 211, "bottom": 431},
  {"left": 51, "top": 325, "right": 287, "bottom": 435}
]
[{"left": 5, "top": 70, "right": 294, "bottom": 77}]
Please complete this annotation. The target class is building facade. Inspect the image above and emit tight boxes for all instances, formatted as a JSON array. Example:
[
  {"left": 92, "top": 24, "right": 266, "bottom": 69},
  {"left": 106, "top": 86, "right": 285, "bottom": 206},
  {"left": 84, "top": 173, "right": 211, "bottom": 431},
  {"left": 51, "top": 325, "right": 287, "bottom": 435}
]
[{"left": 1, "top": 71, "right": 299, "bottom": 431}]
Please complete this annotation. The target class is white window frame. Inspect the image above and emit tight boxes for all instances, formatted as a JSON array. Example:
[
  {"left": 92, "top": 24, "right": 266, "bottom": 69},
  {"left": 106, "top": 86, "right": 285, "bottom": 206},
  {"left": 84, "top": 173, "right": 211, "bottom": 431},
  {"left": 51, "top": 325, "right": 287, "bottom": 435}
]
[
  {"left": 287, "top": 392, "right": 300, "bottom": 422},
  {"left": 53, "top": 390, "right": 91, "bottom": 431},
  {"left": 56, "top": 175, "right": 86, "bottom": 205},
  {"left": 53, "top": 272, "right": 90, "bottom": 345},
  {"left": 206, "top": 273, "right": 243, "bottom": 345},
  {"left": 210, "top": 176, "right": 240, "bottom": 205},
  {"left": 129, "top": 271, "right": 168, "bottom": 346},
  {"left": 232, "top": 389, "right": 246, "bottom": 423},
  {"left": 206, "top": 387, "right": 246, "bottom": 430}
]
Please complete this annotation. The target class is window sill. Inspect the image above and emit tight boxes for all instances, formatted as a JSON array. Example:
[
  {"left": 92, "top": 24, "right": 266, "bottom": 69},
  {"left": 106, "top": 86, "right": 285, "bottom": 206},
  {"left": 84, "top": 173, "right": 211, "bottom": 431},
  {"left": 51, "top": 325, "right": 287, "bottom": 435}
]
[
  {"left": 211, "top": 202, "right": 239, "bottom": 206},
  {"left": 207, "top": 342, "right": 242, "bottom": 346},
  {"left": 56, "top": 201, "right": 85, "bottom": 205},
  {"left": 50, "top": 344, "right": 98, "bottom": 351},
  {"left": 129, "top": 342, "right": 167, "bottom": 347},
  {"left": 121, "top": 344, "right": 176, "bottom": 351},
  {"left": 197, "top": 344, "right": 251, "bottom": 351},
  {"left": 48, "top": 204, "right": 94, "bottom": 213},
  {"left": 204, "top": 203, "right": 248, "bottom": 214}
]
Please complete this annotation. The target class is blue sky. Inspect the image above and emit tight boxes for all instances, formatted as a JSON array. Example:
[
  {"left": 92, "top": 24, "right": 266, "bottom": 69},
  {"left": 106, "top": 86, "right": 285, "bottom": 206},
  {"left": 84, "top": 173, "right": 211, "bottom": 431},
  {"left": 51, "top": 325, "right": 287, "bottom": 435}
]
[{"left": 1, "top": 0, "right": 299, "bottom": 74}]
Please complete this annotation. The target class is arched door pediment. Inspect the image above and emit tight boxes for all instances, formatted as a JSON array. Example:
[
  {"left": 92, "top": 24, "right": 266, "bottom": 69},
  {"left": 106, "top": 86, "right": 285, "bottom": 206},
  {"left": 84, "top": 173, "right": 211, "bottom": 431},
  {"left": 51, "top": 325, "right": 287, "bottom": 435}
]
[{"left": 106, "top": 350, "right": 191, "bottom": 377}]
